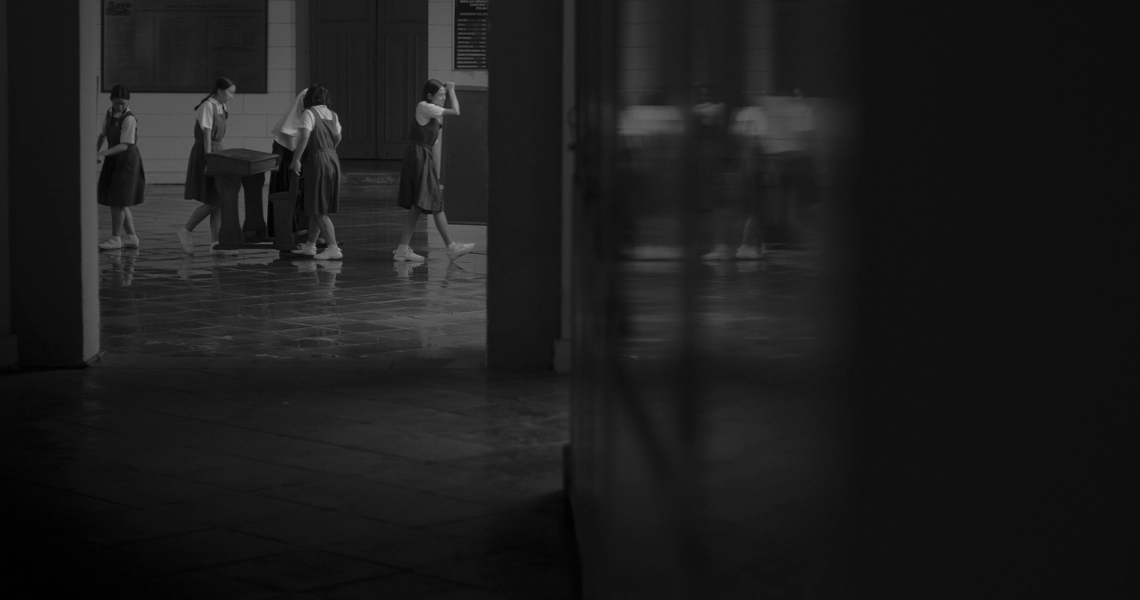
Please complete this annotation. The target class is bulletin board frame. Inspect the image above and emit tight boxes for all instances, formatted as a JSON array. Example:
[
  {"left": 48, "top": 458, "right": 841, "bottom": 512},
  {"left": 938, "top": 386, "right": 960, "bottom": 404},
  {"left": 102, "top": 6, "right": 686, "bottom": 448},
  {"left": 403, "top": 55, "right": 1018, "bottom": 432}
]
[
  {"left": 454, "top": 0, "right": 488, "bottom": 71},
  {"left": 101, "top": 0, "right": 269, "bottom": 94}
]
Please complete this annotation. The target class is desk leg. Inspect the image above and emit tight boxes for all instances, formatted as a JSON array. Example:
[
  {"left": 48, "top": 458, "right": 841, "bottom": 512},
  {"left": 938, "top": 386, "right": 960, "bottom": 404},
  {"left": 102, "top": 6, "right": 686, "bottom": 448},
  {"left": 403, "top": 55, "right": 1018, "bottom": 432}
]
[
  {"left": 216, "top": 176, "right": 244, "bottom": 247},
  {"left": 271, "top": 194, "right": 297, "bottom": 250},
  {"left": 241, "top": 173, "right": 268, "bottom": 240}
]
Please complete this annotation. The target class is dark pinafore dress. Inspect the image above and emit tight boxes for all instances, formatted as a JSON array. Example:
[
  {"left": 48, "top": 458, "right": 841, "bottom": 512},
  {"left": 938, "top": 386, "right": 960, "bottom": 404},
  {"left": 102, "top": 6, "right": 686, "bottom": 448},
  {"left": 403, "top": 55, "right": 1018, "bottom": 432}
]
[
  {"left": 397, "top": 113, "right": 443, "bottom": 214},
  {"left": 300, "top": 108, "right": 342, "bottom": 216},
  {"left": 267, "top": 140, "right": 304, "bottom": 237},
  {"left": 184, "top": 102, "right": 227, "bottom": 205},
  {"left": 97, "top": 109, "right": 146, "bottom": 207}
]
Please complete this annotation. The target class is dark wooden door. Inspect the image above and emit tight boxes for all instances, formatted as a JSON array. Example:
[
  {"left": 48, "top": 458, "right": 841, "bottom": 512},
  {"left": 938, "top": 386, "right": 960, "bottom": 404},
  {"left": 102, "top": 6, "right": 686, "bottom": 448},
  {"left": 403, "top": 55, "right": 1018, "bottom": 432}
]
[
  {"left": 377, "top": 0, "right": 428, "bottom": 159},
  {"left": 311, "top": 0, "right": 377, "bottom": 159},
  {"left": 310, "top": 0, "right": 426, "bottom": 160}
]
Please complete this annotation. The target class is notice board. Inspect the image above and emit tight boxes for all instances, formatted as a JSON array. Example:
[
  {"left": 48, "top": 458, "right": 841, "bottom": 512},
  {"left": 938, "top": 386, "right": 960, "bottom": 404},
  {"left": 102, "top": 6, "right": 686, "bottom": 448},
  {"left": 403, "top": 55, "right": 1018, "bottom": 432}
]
[
  {"left": 102, "top": 0, "right": 267, "bottom": 93},
  {"left": 454, "top": 0, "right": 488, "bottom": 70}
]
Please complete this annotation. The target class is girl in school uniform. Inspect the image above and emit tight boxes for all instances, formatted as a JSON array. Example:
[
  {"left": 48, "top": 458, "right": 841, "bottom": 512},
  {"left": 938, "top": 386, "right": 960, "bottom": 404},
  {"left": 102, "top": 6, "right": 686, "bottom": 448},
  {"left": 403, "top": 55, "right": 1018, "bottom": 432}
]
[
  {"left": 96, "top": 84, "right": 145, "bottom": 250},
  {"left": 267, "top": 91, "right": 308, "bottom": 240},
  {"left": 290, "top": 84, "right": 343, "bottom": 260},
  {"left": 393, "top": 79, "right": 475, "bottom": 262},
  {"left": 178, "top": 77, "right": 236, "bottom": 255}
]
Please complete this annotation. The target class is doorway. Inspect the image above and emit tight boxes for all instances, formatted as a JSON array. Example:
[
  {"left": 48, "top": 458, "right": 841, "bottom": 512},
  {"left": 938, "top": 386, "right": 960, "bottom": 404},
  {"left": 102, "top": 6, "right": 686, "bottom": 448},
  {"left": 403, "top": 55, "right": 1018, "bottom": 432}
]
[{"left": 310, "top": 0, "right": 428, "bottom": 160}]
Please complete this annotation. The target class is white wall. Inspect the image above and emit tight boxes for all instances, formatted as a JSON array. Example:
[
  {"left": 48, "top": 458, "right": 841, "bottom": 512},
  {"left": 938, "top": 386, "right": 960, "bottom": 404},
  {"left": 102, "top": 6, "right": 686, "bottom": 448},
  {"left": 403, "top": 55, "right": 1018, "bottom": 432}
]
[
  {"left": 81, "top": 0, "right": 102, "bottom": 361},
  {"left": 95, "top": 0, "right": 300, "bottom": 184},
  {"left": 429, "top": 0, "right": 489, "bottom": 88}
]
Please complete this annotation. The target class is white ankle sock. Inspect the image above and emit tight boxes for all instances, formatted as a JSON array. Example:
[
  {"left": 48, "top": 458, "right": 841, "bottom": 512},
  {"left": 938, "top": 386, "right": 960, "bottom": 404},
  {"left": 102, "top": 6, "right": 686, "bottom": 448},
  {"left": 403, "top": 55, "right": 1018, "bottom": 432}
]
[{"left": 397, "top": 244, "right": 410, "bottom": 252}]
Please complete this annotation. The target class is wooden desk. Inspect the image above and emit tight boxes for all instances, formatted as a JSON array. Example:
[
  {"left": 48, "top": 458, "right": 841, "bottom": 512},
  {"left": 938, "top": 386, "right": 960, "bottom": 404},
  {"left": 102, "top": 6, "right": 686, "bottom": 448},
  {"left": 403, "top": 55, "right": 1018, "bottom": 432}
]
[{"left": 205, "top": 148, "right": 297, "bottom": 251}]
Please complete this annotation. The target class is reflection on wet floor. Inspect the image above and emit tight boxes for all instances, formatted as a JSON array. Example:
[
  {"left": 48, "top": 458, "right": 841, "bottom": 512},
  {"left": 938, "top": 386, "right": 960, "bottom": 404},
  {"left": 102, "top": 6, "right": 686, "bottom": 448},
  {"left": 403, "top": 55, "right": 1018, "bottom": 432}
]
[
  {"left": 591, "top": 230, "right": 841, "bottom": 596},
  {"left": 97, "top": 184, "right": 488, "bottom": 367},
  {"left": 5, "top": 179, "right": 843, "bottom": 597},
  {"left": 0, "top": 183, "right": 582, "bottom": 599}
]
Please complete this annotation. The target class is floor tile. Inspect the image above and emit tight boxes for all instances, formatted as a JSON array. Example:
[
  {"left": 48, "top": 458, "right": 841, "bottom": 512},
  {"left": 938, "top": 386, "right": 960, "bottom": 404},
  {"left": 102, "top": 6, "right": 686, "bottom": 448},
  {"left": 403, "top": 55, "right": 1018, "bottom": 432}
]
[
  {"left": 210, "top": 549, "right": 398, "bottom": 593},
  {"left": 0, "top": 186, "right": 576, "bottom": 596},
  {"left": 176, "top": 459, "right": 322, "bottom": 492},
  {"left": 313, "top": 572, "right": 509, "bottom": 600},
  {"left": 233, "top": 510, "right": 406, "bottom": 547},
  {"left": 412, "top": 550, "right": 578, "bottom": 598},
  {"left": 71, "top": 507, "right": 214, "bottom": 544},
  {"left": 118, "top": 528, "right": 296, "bottom": 568},
  {"left": 110, "top": 569, "right": 278, "bottom": 600},
  {"left": 253, "top": 477, "right": 410, "bottom": 510},
  {"left": 146, "top": 489, "right": 317, "bottom": 527},
  {"left": 72, "top": 475, "right": 227, "bottom": 508},
  {"left": 337, "top": 486, "right": 503, "bottom": 527},
  {"left": 322, "top": 527, "right": 508, "bottom": 570}
]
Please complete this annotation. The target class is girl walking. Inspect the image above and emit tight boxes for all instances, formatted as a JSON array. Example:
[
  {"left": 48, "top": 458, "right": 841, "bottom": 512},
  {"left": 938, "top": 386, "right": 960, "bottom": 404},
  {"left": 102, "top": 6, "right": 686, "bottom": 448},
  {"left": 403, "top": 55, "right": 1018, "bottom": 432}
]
[
  {"left": 268, "top": 91, "right": 308, "bottom": 240},
  {"left": 394, "top": 80, "right": 474, "bottom": 262},
  {"left": 178, "top": 77, "right": 236, "bottom": 255},
  {"left": 290, "top": 84, "right": 343, "bottom": 260},
  {"left": 96, "top": 84, "right": 145, "bottom": 250}
]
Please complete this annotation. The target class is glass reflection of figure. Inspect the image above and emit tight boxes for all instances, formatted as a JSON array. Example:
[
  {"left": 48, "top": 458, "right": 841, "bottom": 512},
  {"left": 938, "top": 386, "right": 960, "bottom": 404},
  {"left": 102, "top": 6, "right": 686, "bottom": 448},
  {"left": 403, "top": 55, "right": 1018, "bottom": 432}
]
[
  {"left": 731, "top": 94, "right": 770, "bottom": 261},
  {"left": 692, "top": 84, "right": 743, "bottom": 262},
  {"left": 770, "top": 87, "right": 818, "bottom": 247},
  {"left": 617, "top": 94, "right": 685, "bottom": 260}
]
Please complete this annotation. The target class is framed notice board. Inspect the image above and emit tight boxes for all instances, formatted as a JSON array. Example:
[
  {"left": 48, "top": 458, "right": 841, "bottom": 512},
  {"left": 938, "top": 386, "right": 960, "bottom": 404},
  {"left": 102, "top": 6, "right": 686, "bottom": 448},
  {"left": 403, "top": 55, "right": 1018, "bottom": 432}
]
[
  {"left": 454, "top": 0, "right": 488, "bottom": 70},
  {"left": 101, "top": 0, "right": 268, "bottom": 93}
]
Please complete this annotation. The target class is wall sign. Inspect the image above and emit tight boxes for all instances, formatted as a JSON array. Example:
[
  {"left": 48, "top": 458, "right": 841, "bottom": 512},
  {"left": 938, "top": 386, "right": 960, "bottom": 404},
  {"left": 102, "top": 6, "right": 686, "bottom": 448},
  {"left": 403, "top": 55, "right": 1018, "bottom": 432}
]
[
  {"left": 454, "top": 0, "right": 488, "bottom": 70},
  {"left": 102, "top": 0, "right": 268, "bottom": 93}
]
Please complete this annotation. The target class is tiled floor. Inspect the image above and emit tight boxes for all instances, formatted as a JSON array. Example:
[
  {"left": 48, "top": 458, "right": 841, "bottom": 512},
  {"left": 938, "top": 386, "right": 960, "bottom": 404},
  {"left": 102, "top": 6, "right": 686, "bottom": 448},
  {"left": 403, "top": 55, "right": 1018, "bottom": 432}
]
[
  {"left": 97, "top": 183, "right": 489, "bottom": 365},
  {"left": 1, "top": 182, "right": 577, "bottom": 599}
]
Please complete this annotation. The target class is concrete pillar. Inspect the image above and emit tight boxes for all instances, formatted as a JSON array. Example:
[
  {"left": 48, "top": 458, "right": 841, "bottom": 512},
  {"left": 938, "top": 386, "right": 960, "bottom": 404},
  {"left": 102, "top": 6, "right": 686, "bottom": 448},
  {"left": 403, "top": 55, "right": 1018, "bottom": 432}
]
[
  {"left": 486, "top": 1, "right": 563, "bottom": 370},
  {"left": 6, "top": 0, "right": 101, "bottom": 367},
  {"left": 0, "top": 0, "right": 13, "bottom": 368}
]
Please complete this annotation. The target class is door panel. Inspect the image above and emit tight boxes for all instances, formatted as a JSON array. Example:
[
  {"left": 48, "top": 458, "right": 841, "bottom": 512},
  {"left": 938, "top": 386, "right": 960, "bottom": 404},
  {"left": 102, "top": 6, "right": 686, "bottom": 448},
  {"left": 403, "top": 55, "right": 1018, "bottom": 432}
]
[
  {"left": 310, "top": 1, "right": 426, "bottom": 160},
  {"left": 384, "top": 0, "right": 424, "bottom": 23},
  {"left": 378, "top": 4, "right": 427, "bottom": 159},
  {"left": 312, "top": 0, "right": 377, "bottom": 159}
]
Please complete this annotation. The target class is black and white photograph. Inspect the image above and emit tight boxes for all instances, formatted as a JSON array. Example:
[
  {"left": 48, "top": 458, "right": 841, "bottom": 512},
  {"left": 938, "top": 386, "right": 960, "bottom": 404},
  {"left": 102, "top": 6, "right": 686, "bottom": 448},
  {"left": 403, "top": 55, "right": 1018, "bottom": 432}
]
[{"left": 1, "top": 1, "right": 1125, "bottom": 598}]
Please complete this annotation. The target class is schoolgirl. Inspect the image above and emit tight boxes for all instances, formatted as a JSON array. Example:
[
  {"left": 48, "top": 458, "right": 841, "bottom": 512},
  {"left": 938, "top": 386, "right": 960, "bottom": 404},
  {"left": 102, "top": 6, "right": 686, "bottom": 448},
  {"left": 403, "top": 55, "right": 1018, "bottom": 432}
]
[
  {"left": 96, "top": 84, "right": 145, "bottom": 250},
  {"left": 290, "top": 84, "right": 343, "bottom": 260},
  {"left": 178, "top": 77, "right": 236, "bottom": 255},
  {"left": 267, "top": 91, "right": 308, "bottom": 239},
  {"left": 393, "top": 79, "right": 474, "bottom": 262}
]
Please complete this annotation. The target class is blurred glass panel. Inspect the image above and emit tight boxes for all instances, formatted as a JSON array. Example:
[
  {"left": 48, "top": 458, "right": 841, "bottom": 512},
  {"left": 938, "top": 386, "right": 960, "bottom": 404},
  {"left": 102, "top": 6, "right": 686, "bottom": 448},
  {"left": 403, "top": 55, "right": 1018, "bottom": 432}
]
[{"left": 571, "top": 0, "right": 858, "bottom": 597}]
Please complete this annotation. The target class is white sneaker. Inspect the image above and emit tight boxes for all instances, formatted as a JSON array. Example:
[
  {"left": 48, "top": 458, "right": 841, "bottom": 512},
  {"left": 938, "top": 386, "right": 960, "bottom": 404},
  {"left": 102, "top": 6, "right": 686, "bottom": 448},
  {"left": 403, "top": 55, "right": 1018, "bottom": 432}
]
[
  {"left": 735, "top": 244, "right": 766, "bottom": 260},
  {"left": 123, "top": 234, "right": 140, "bottom": 248},
  {"left": 702, "top": 244, "right": 731, "bottom": 260},
  {"left": 98, "top": 237, "right": 122, "bottom": 250},
  {"left": 314, "top": 246, "right": 343, "bottom": 260},
  {"left": 446, "top": 242, "right": 475, "bottom": 261},
  {"left": 176, "top": 229, "right": 194, "bottom": 254},
  {"left": 393, "top": 247, "right": 425, "bottom": 262},
  {"left": 211, "top": 243, "right": 239, "bottom": 257},
  {"left": 296, "top": 242, "right": 317, "bottom": 256}
]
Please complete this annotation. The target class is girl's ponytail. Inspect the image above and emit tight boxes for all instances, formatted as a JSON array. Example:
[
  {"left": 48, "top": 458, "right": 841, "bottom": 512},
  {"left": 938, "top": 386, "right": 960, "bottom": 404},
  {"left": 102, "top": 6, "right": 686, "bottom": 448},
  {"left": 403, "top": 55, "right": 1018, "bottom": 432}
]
[{"left": 193, "top": 77, "right": 235, "bottom": 111}]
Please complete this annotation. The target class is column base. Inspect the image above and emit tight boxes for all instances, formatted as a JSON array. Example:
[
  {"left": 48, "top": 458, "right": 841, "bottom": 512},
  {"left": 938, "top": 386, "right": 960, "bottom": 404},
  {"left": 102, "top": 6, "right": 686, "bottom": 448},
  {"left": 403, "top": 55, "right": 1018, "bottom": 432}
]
[
  {"left": 0, "top": 334, "right": 18, "bottom": 370},
  {"left": 554, "top": 338, "right": 572, "bottom": 374}
]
